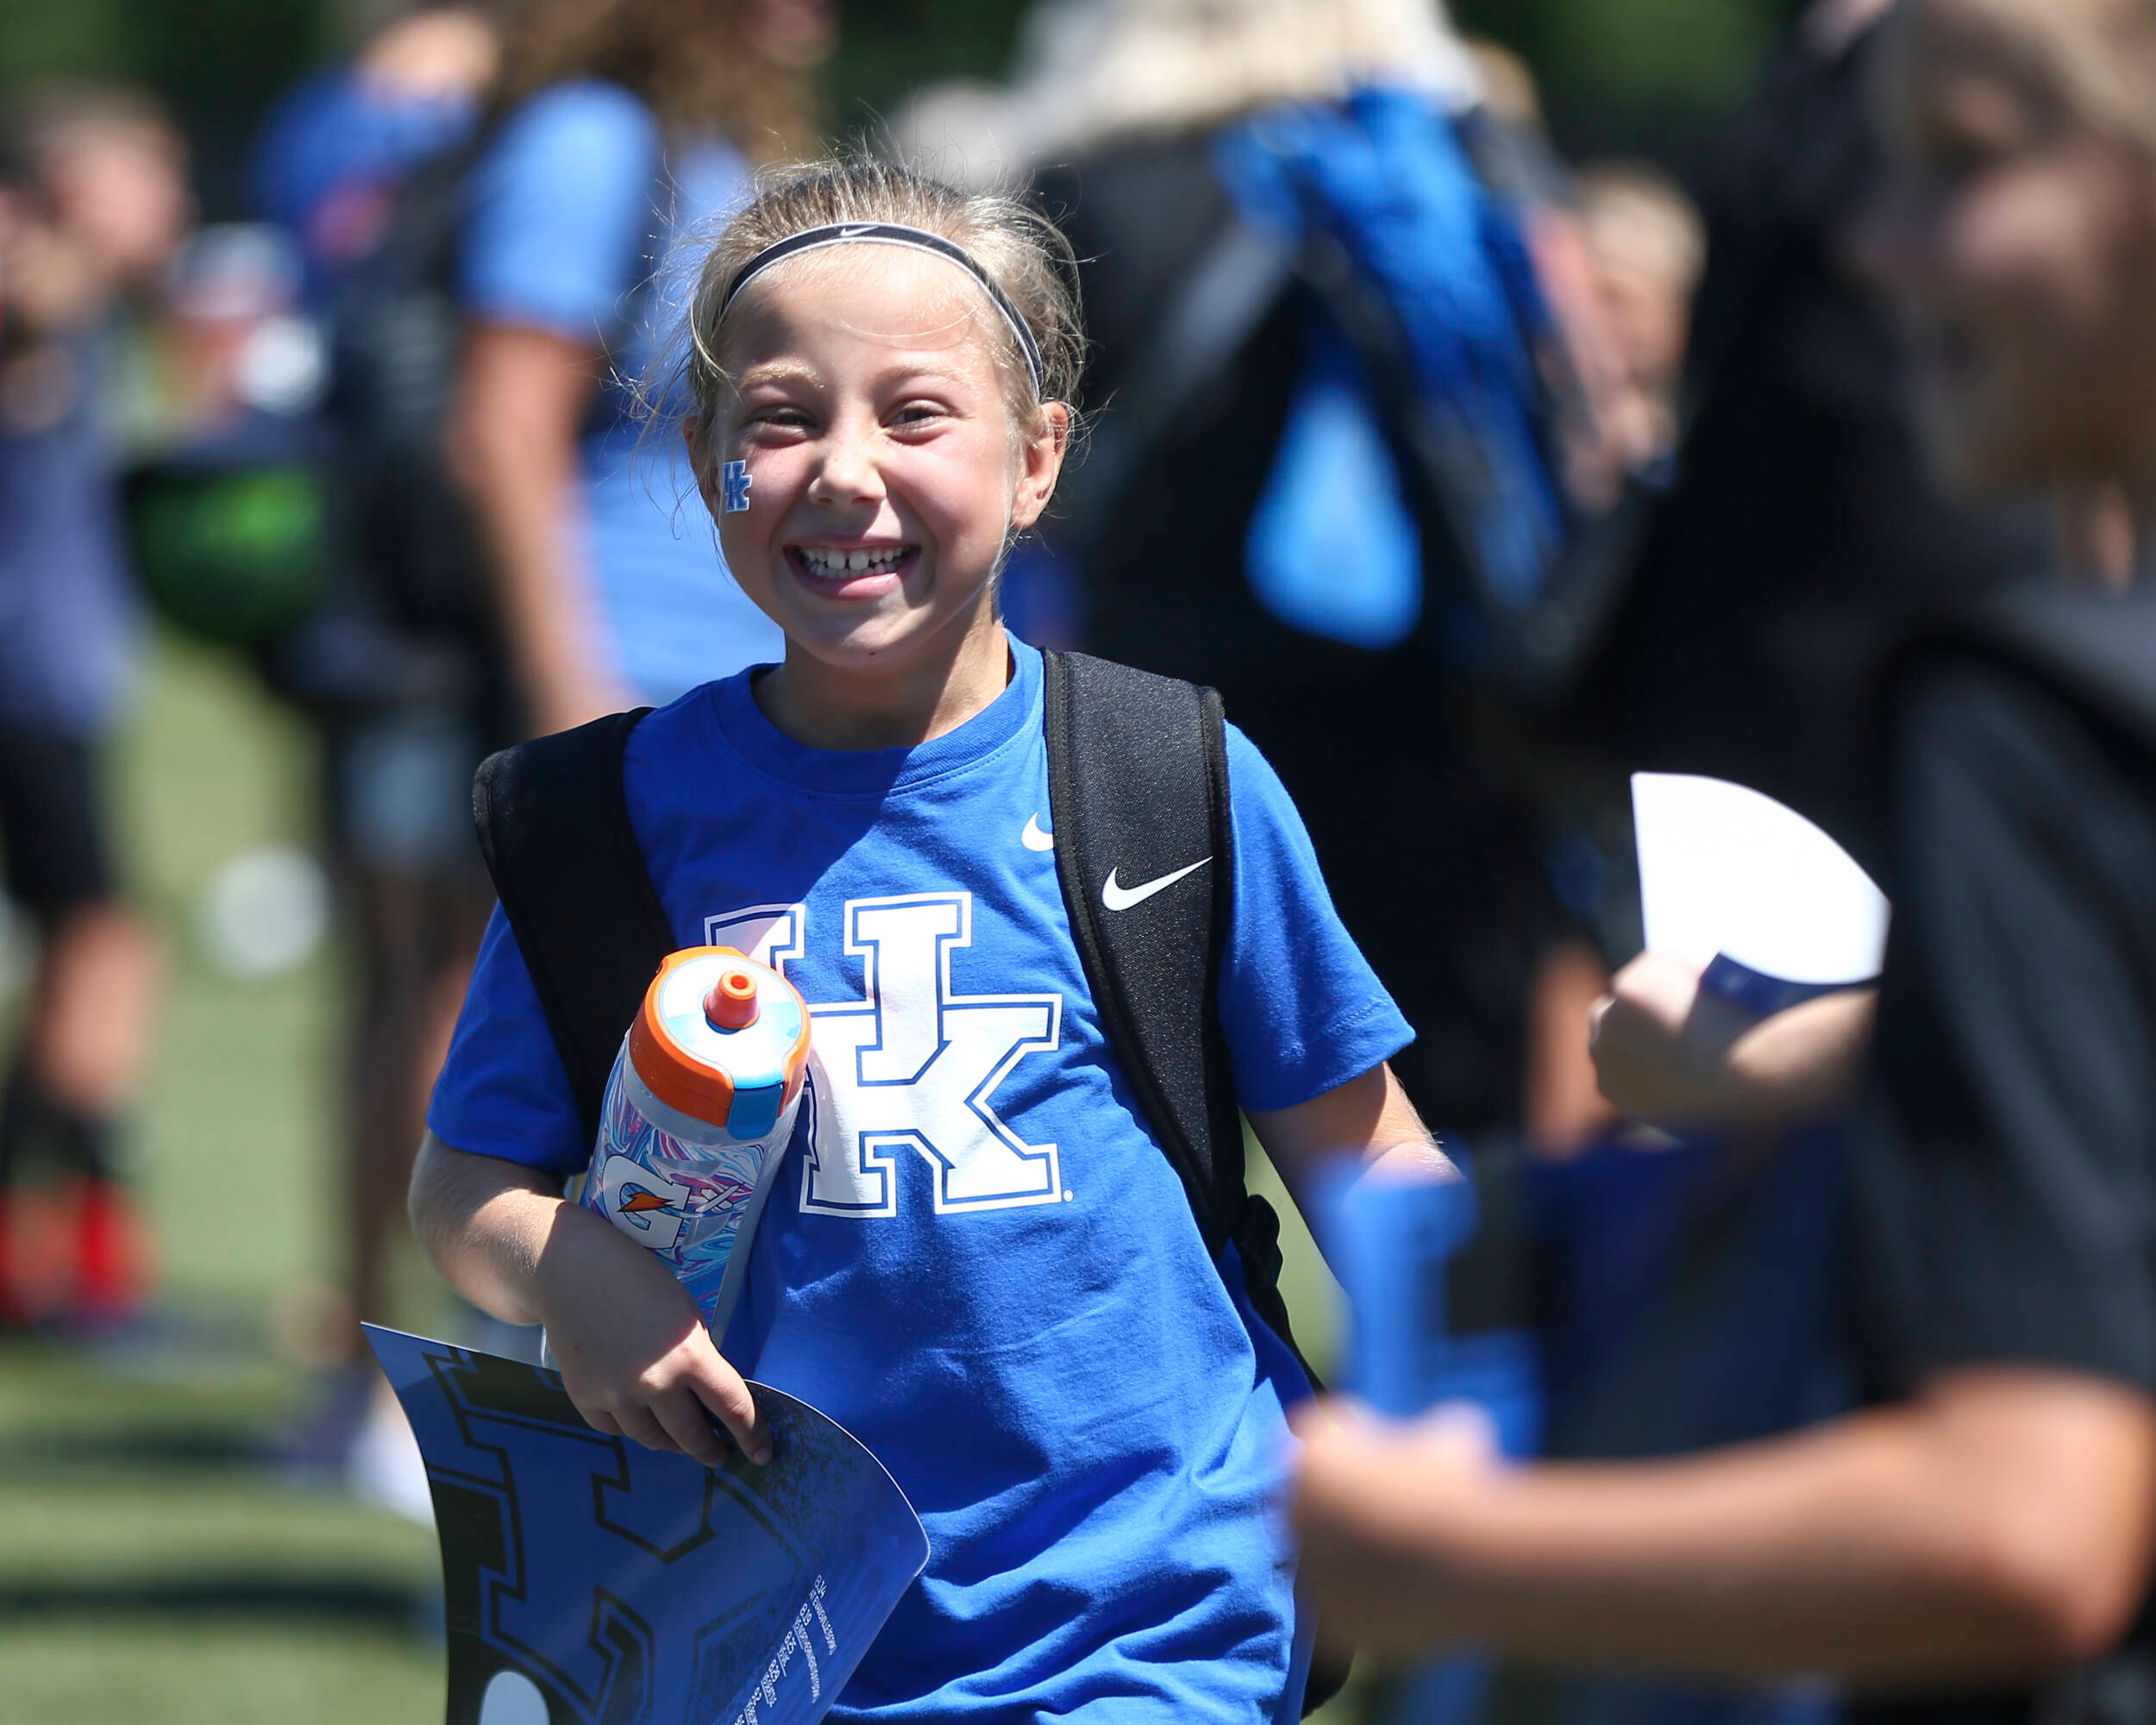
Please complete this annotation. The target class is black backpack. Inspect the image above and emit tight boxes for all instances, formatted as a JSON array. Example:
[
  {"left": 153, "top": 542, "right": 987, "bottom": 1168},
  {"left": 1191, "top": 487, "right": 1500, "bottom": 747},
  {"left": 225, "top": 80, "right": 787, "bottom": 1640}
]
[
  {"left": 470, "top": 649, "right": 1315, "bottom": 1377},
  {"left": 325, "top": 138, "right": 494, "bottom": 639}
]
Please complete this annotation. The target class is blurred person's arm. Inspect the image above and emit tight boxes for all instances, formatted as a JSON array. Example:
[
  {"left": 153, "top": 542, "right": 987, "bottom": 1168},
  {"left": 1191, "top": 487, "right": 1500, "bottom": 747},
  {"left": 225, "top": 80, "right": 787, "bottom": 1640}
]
[
  {"left": 1588, "top": 950, "right": 1876, "bottom": 1131},
  {"left": 1292, "top": 1365, "right": 2156, "bottom": 1683},
  {"left": 408, "top": 1129, "right": 769, "bottom": 1466},
  {"left": 448, "top": 323, "right": 632, "bottom": 735},
  {"left": 1524, "top": 938, "right": 1621, "bottom": 1156}
]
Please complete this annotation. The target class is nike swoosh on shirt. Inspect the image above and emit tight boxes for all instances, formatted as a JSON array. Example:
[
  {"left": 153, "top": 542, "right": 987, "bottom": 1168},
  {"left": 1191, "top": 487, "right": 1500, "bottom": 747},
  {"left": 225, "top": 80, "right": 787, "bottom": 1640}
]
[
  {"left": 1101, "top": 858, "right": 1211, "bottom": 912},
  {"left": 1021, "top": 812, "right": 1055, "bottom": 851}
]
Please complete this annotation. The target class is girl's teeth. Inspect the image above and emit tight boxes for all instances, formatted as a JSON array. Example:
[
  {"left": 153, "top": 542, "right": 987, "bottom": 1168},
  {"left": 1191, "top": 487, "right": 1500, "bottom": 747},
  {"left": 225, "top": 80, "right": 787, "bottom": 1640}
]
[{"left": 800, "top": 546, "right": 905, "bottom": 575}]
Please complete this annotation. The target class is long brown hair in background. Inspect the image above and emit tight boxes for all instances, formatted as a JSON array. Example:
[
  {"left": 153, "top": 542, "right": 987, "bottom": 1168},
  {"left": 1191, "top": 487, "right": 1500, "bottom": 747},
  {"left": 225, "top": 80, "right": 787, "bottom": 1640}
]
[{"left": 491, "top": 0, "right": 824, "bottom": 162}]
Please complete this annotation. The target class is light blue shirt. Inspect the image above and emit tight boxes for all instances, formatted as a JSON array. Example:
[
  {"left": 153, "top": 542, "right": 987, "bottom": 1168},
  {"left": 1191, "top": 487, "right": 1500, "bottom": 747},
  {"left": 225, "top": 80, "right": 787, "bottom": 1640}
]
[
  {"left": 461, "top": 80, "right": 783, "bottom": 703},
  {"left": 0, "top": 328, "right": 140, "bottom": 734},
  {"left": 429, "top": 640, "right": 1412, "bottom": 1721}
]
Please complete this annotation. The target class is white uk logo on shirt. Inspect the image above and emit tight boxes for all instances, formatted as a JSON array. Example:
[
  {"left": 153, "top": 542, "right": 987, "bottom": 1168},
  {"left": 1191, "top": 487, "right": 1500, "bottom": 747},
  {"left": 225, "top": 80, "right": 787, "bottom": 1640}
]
[{"left": 706, "top": 895, "right": 1065, "bottom": 1218}]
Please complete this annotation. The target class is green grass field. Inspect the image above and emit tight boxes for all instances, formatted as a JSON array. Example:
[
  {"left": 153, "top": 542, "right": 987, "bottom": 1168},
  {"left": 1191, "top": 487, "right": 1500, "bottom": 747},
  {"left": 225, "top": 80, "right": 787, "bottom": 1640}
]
[{"left": 0, "top": 633, "right": 1357, "bottom": 1722}]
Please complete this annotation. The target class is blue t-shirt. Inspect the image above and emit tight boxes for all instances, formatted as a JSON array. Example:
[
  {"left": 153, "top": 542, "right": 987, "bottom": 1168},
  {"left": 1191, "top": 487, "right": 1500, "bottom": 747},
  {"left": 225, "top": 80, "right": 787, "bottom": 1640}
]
[
  {"left": 460, "top": 79, "right": 784, "bottom": 704},
  {"left": 428, "top": 637, "right": 1412, "bottom": 1722}
]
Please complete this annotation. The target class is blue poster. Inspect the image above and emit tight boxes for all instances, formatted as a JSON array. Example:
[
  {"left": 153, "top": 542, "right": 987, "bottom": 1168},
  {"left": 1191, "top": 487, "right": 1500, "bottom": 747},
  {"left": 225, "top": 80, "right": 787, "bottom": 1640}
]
[{"left": 363, "top": 1325, "right": 929, "bottom": 1725}]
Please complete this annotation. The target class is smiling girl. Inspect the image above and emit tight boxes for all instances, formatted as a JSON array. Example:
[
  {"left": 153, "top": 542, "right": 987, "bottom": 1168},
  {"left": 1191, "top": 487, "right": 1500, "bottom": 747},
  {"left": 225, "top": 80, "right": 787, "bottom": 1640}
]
[{"left": 409, "top": 160, "right": 1446, "bottom": 1722}]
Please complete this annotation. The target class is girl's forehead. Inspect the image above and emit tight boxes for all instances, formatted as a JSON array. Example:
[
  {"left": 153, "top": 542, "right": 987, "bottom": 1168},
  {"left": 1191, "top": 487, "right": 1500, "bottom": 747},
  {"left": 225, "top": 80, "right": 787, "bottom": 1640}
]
[{"left": 724, "top": 245, "right": 1001, "bottom": 371}]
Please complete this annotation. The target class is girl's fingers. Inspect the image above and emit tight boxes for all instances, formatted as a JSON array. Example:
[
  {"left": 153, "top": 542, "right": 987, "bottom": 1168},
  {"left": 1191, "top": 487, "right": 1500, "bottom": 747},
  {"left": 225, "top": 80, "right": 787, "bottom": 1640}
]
[
  {"left": 688, "top": 1355, "right": 771, "bottom": 1465},
  {"left": 577, "top": 1404, "right": 623, "bottom": 1440},
  {"left": 649, "top": 1387, "right": 733, "bottom": 1468},
  {"left": 611, "top": 1402, "right": 683, "bottom": 1457}
]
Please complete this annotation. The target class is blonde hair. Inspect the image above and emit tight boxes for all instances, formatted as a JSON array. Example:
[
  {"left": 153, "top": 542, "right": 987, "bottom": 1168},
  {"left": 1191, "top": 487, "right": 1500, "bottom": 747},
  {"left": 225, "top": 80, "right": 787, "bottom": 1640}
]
[
  {"left": 895, "top": 0, "right": 1479, "bottom": 187},
  {"left": 1575, "top": 161, "right": 1706, "bottom": 296},
  {"left": 670, "top": 158, "right": 1084, "bottom": 468}
]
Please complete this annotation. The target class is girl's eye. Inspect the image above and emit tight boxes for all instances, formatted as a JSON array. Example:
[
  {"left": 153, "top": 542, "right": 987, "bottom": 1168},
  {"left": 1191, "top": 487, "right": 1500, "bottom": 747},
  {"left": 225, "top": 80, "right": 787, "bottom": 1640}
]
[
  {"left": 891, "top": 401, "right": 948, "bottom": 428},
  {"left": 748, "top": 405, "right": 813, "bottom": 434}
]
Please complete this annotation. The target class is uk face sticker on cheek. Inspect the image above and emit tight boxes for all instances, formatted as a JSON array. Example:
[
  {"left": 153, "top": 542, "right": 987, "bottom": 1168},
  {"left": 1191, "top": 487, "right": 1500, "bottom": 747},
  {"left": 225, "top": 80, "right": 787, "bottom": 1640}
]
[{"left": 723, "top": 459, "right": 753, "bottom": 513}]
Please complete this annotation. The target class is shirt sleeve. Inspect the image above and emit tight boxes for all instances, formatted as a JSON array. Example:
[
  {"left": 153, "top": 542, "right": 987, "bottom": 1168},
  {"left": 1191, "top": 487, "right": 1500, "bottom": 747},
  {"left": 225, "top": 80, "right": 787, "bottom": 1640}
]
[
  {"left": 1856, "top": 655, "right": 2156, "bottom": 1396},
  {"left": 1217, "top": 724, "right": 1414, "bottom": 1112},
  {"left": 460, "top": 80, "right": 661, "bottom": 341},
  {"left": 425, "top": 904, "right": 590, "bottom": 1175}
]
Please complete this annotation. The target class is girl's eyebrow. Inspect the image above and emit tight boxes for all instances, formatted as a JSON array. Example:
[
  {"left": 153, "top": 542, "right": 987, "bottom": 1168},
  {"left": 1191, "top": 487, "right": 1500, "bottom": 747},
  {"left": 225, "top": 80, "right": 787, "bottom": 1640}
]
[
  {"left": 735, "top": 360, "right": 824, "bottom": 393},
  {"left": 872, "top": 361, "right": 970, "bottom": 392},
  {"left": 738, "top": 357, "right": 977, "bottom": 398}
]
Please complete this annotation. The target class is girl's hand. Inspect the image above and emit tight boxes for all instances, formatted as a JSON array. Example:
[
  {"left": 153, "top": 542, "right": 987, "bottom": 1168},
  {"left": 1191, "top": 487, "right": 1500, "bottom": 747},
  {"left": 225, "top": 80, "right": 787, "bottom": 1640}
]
[{"left": 530, "top": 1202, "right": 771, "bottom": 1467}]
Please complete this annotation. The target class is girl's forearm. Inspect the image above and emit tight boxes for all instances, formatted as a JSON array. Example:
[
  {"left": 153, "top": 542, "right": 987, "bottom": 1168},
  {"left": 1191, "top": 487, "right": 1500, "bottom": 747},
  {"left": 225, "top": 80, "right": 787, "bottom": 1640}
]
[{"left": 407, "top": 1131, "right": 568, "bottom": 1326}]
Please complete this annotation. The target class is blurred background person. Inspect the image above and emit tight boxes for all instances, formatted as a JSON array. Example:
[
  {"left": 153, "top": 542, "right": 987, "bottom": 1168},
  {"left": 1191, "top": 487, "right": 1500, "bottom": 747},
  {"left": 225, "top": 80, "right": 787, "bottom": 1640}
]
[
  {"left": 245, "top": 0, "right": 506, "bottom": 1496},
  {"left": 254, "top": 2, "right": 498, "bottom": 305},
  {"left": 0, "top": 83, "right": 185, "bottom": 1332},
  {"left": 1563, "top": 0, "right": 2044, "bottom": 869},
  {"left": 1294, "top": 3, "right": 2156, "bottom": 1720},
  {"left": 898, "top": 0, "right": 1651, "bottom": 1176},
  {"left": 1571, "top": 160, "right": 1702, "bottom": 454},
  {"left": 447, "top": 0, "right": 834, "bottom": 737},
  {"left": 254, "top": 0, "right": 837, "bottom": 1493}
]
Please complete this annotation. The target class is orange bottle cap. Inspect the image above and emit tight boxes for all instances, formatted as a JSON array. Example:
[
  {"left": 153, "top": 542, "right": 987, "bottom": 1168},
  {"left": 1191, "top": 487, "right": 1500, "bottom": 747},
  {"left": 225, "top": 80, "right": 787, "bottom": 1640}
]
[
  {"left": 628, "top": 946, "right": 812, "bottom": 1129},
  {"left": 705, "top": 967, "right": 760, "bottom": 1030}
]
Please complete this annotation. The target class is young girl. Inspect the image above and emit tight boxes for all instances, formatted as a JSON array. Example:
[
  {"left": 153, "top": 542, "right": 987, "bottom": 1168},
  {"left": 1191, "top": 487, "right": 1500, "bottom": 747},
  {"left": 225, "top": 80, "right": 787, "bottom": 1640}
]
[{"left": 411, "top": 159, "right": 1445, "bottom": 1722}]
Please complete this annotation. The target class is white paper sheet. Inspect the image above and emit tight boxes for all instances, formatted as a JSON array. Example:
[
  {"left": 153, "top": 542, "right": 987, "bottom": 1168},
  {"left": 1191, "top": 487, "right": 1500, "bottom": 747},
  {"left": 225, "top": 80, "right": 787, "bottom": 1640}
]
[{"left": 1632, "top": 772, "right": 1891, "bottom": 986}]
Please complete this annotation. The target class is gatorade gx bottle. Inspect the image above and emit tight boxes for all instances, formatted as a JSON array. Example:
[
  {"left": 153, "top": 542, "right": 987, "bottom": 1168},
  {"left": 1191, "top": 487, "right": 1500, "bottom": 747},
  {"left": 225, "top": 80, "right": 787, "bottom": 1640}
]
[{"left": 579, "top": 946, "right": 812, "bottom": 1336}]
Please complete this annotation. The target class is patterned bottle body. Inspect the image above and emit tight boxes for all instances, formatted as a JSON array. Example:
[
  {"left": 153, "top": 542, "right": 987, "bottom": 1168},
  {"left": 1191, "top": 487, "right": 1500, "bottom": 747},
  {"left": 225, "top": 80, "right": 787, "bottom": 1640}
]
[{"left": 579, "top": 946, "right": 812, "bottom": 1334}]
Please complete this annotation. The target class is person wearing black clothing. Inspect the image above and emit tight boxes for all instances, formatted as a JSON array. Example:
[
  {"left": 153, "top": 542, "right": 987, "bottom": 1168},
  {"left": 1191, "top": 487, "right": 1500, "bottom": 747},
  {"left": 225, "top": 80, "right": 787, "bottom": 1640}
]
[
  {"left": 1289, "top": 0, "right": 2156, "bottom": 1715},
  {"left": 922, "top": 0, "right": 1644, "bottom": 1151},
  {"left": 1570, "top": 0, "right": 2046, "bottom": 868}
]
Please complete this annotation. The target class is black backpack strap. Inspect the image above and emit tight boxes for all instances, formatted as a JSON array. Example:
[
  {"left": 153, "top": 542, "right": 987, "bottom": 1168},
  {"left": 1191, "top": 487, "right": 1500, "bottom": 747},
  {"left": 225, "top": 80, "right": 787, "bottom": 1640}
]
[
  {"left": 1041, "top": 651, "right": 1315, "bottom": 1371},
  {"left": 1043, "top": 651, "right": 1239, "bottom": 1238},
  {"left": 471, "top": 708, "right": 674, "bottom": 1144},
  {"left": 1043, "top": 649, "right": 1339, "bottom": 1716}
]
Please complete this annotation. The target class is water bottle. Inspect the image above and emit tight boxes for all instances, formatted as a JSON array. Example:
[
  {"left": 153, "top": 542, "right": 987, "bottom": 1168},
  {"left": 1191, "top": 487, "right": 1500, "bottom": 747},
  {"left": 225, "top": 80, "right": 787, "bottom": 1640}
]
[{"left": 578, "top": 945, "right": 812, "bottom": 1337}]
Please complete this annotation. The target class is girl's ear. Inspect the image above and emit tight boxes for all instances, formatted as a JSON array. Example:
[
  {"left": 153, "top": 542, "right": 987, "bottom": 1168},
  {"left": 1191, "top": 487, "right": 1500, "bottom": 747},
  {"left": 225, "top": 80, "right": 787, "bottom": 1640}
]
[
  {"left": 683, "top": 417, "right": 723, "bottom": 518},
  {"left": 1008, "top": 400, "right": 1072, "bottom": 534}
]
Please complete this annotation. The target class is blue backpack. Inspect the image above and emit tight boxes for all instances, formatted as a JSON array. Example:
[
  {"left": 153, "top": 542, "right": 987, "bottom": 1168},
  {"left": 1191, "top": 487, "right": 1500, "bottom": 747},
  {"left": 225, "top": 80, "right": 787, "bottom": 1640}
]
[{"left": 1060, "top": 86, "right": 1646, "bottom": 701}]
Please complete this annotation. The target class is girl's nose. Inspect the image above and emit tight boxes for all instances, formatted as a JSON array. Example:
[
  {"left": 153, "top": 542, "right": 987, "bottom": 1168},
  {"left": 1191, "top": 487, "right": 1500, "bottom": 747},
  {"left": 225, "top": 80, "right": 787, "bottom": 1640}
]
[{"left": 808, "top": 416, "right": 886, "bottom": 506}]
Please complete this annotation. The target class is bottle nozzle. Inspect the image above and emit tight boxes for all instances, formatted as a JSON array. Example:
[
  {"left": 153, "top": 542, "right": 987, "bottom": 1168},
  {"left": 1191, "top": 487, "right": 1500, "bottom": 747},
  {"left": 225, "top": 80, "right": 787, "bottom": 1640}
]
[{"left": 704, "top": 967, "right": 760, "bottom": 1030}]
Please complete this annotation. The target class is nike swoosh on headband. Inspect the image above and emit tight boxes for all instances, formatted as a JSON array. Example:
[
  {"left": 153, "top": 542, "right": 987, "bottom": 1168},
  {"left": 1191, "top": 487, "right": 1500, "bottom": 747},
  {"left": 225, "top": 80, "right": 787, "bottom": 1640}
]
[
  {"left": 718, "top": 221, "right": 1045, "bottom": 398},
  {"left": 1100, "top": 858, "right": 1211, "bottom": 913}
]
